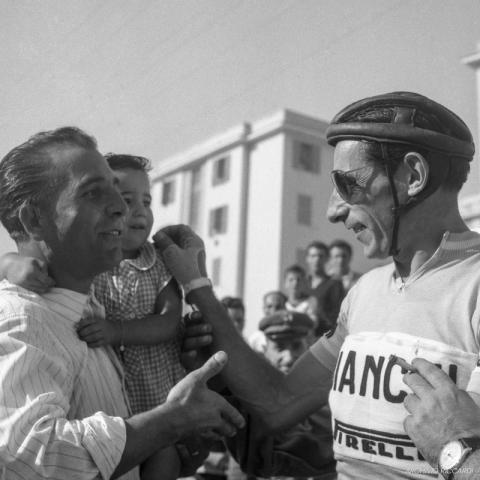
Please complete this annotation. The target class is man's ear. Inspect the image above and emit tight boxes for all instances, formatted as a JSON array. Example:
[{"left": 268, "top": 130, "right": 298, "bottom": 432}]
[
  {"left": 18, "top": 203, "right": 45, "bottom": 241},
  {"left": 403, "top": 152, "right": 429, "bottom": 197}
]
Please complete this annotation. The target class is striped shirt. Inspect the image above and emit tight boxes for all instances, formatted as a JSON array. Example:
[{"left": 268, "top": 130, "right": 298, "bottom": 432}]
[{"left": 0, "top": 281, "right": 140, "bottom": 480}]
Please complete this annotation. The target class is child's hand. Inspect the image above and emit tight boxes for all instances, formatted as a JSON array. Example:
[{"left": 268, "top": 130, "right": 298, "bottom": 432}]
[
  {"left": 76, "top": 315, "right": 118, "bottom": 348},
  {"left": 6, "top": 255, "right": 55, "bottom": 293}
]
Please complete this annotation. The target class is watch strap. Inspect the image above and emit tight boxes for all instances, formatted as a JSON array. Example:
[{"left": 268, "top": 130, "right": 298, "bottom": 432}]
[{"left": 461, "top": 437, "right": 480, "bottom": 450}]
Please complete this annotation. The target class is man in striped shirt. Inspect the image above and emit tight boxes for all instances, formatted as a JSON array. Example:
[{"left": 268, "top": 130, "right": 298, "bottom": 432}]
[{"left": 0, "top": 127, "right": 244, "bottom": 479}]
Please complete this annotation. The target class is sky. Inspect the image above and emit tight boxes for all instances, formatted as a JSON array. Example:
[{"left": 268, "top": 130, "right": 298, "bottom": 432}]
[{"left": 1, "top": 0, "right": 480, "bottom": 255}]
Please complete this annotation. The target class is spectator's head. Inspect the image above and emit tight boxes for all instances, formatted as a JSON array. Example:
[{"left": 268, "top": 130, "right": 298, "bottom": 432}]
[
  {"left": 283, "top": 265, "right": 308, "bottom": 301},
  {"left": 104, "top": 154, "right": 153, "bottom": 259},
  {"left": 262, "top": 290, "right": 287, "bottom": 316},
  {"left": 326, "top": 92, "right": 474, "bottom": 260},
  {"left": 221, "top": 296, "right": 245, "bottom": 333},
  {"left": 260, "top": 310, "right": 314, "bottom": 373},
  {"left": 0, "top": 127, "right": 125, "bottom": 289},
  {"left": 329, "top": 239, "right": 353, "bottom": 276},
  {"left": 305, "top": 241, "right": 329, "bottom": 276}
]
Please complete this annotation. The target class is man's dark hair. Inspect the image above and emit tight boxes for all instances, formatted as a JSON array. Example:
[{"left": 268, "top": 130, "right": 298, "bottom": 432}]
[
  {"left": 221, "top": 296, "right": 245, "bottom": 312},
  {"left": 341, "top": 107, "right": 470, "bottom": 192},
  {"left": 305, "top": 241, "right": 329, "bottom": 256},
  {"left": 105, "top": 153, "right": 151, "bottom": 173},
  {"left": 284, "top": 264, "right": 306, "bottom": 278},
  {"left": 0, "top": 127, "right": 98, "bottom": 241},
  {"left": 329, "top": 239, "right": 353, "bottom": 257}
]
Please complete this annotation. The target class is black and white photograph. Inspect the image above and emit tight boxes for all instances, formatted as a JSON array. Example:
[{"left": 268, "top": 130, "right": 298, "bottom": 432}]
[{"left": 1, "top": 1, "right": 480, "bottom": 479}]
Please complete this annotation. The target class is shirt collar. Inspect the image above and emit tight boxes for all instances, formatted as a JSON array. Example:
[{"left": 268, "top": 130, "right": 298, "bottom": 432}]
[
  {"left": 391, "top": 230, "right": 480, "bottom": 288},
  {"left": 121, "top": 242, "right": 156, "bottom": 271},
  {"left": 41, "top": 287, "right": 90, "bottom": 325},
  {"left": 438, "top": 229, "right": 480, "bottom": 250}
]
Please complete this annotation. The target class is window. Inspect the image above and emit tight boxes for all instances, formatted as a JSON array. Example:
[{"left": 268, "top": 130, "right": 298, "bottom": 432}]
[
  {"left": 212, "top": 257, "right": 222, "bottom": 286},
  {"left": 297, "top": 194, "right": 312, "bottom": 226},
  {"left": 161, "top": 180, "right": 175, "bottom": 206},
  {"left": 293, "top": 141, "right": 319, "bottom": 173},
  {"left": 212, "top": 156, "right": 230, "bottom": 186},
  {"left": 209, "top": 206, "right": 228, "bottom": 236}
]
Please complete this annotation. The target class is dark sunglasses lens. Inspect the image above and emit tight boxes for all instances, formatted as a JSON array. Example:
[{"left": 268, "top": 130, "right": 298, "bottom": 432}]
[{"left": 332, "top": 171, "right": 350, "bottom": 201}]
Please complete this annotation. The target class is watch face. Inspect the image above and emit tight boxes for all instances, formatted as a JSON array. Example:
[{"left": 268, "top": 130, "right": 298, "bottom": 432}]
[{"left": 439, "top": 441, "right": 464, "bottom": 470}]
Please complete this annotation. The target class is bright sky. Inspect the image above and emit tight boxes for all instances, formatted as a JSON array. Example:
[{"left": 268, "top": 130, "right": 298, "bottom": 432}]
[{"left": 1, "top": 0, "right": 480, "bottom": 254}]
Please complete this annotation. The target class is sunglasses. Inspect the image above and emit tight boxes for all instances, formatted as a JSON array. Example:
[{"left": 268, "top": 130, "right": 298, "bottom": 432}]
[{"left": 330, "top": 165, "right": 378, "bottom": 204}]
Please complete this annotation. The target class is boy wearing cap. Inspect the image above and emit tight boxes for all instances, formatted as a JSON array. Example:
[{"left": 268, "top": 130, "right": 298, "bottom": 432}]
[{"left": 156, "top": 92, "right": 480, "bottom": 480}]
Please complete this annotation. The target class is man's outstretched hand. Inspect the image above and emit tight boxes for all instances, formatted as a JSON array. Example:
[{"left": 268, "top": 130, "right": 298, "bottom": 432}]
[
  {"left": 153, "top": 225, "right": 207, "bottom": 286},
  {"left": 167, "top": 350, "right": 245, "bottom": 438}
]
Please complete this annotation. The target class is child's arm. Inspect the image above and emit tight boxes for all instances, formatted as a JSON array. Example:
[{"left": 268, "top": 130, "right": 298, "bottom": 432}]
[
  {"left": 77, "top": 279, "right": 182, "bottom": 347},
  {"left": 0, "top": 252, "right": 55, "bottom": 293},
  {"left": 123, "top": 279, "right": 182, "bottom": 344}
]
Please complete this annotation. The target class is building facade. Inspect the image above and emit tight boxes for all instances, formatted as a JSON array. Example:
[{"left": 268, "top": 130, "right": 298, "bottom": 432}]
[
  {"left": 150, "top": 109, "right": 380, "bottom": 332},
  {"left": 460, "top": 44, "right": 480, "bottom": 231}
]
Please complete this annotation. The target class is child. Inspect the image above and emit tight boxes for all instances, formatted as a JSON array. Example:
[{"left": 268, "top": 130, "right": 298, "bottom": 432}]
[
  {"left": 247, "top": 290, "right": 287, "bottom": 354},
  {"left": 262, "top": 290, "right": 287, "bottom": 317},
  {"left": 283, "top": 264, "right": 310, "bottom": 313},
  {"left": 1, "top": 153, "right": 185, "bottom": 480},
  {"left": 283, "top": 265, "right": 321, "bottom": 342}
]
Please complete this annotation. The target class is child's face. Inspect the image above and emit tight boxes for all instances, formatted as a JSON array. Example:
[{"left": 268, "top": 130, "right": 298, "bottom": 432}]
[
  {"left": 329, "top": 246, "right": 351, "bottom": 275},
  {"left": 284, "top": 272, "right": 307, "bottom": 300},
  {"left": 263, "top": 293, "right": 286, "bottom": 316},
  {"left": 114, "top": 168, "right": 153, "bottom": 258}
]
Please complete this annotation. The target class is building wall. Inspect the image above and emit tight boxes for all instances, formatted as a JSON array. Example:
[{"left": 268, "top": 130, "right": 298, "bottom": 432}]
[
  {"left": 459, "top": 47, "right": 480, "bottom": 227},
  {"left": 151, "top": 144, "right": 249, "bottom": 300},
  {"left": 151, "top": 171, "right": 184, "bottom": 231},
  {"left": 243, "top": 133, "right": 285, "bottom": 329},
  {"left": 279, "top": 133, "right": 334, "bottom": 274},
  {"left": 202, "top": 144, "right": 248, "bottom": 299}
]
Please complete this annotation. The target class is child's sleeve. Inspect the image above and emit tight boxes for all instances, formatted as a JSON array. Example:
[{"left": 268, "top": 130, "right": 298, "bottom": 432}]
[{"left": 154, "top": 244, "right": 174, "bottom": 292}]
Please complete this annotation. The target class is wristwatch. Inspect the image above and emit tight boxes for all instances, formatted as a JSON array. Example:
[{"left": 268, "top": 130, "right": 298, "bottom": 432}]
[{"left": 438, "top": 437, "right": 480, "bottom": 479}]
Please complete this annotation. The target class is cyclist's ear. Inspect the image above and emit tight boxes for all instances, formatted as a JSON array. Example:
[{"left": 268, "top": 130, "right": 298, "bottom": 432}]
[{"left": 403, "top": 152, "right": 429, "bottom": 198}]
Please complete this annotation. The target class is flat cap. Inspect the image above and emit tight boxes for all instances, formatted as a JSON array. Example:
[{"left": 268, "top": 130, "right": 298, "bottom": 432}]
[
  {"left": 259, "top": 310, "right": 314, "bottom": 340},
  {"left": 326, "top": 91, "right": 474, "bottom": 160}
]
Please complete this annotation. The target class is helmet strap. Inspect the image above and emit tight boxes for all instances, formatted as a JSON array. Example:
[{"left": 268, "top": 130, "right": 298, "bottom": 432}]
[{"left": 380, "top": 144, "right": 402, "bottom": 257}]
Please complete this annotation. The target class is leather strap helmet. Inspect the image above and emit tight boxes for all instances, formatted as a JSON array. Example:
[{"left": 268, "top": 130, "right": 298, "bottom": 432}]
[{"left": 326, "top": 91, "right": 474, "bottom": 158}]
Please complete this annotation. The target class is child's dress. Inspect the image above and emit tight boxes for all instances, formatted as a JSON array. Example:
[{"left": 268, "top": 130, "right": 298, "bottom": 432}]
[{"left": 94, "top": 242, "right": 185, "bottom": 413}]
